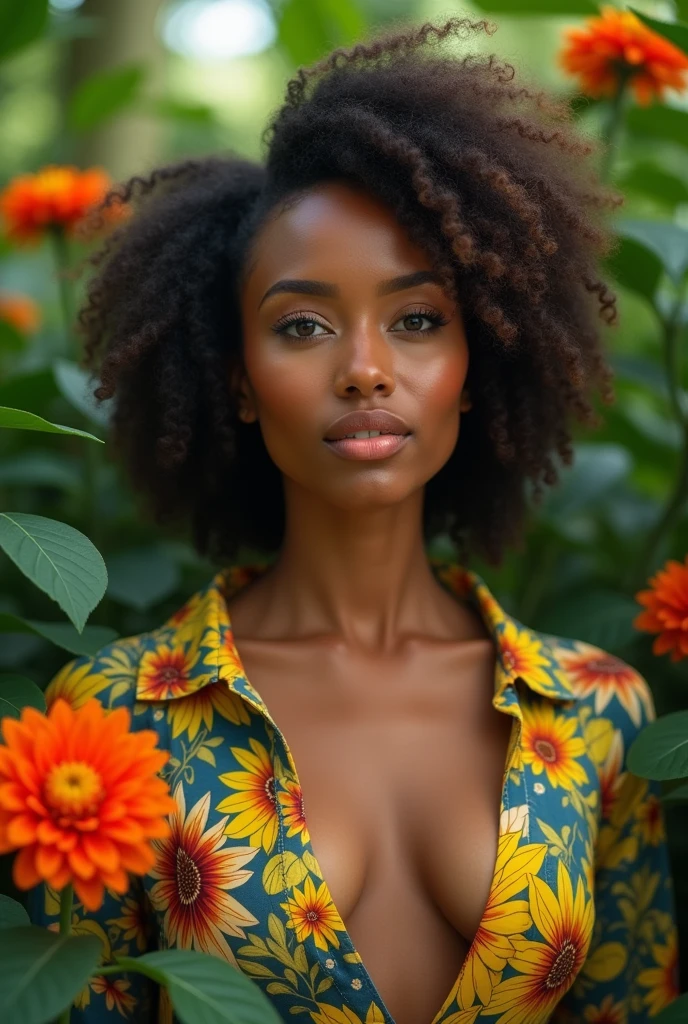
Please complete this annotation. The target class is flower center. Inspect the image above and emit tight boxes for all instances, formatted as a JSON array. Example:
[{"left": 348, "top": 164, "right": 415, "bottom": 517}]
[
  {"left": 586, "top": 656, "right": 624, "bottom": 675},
  {"left": 545, "top": 939, "right": 577, "bottom": 988},
  {"left": 265, "top": 776, "right": 276, "bottom": 804},
  {"left": 159, "top": 665, "right": 182, "bottom": 683},
  {"left": 306, "top": 910, "right": 319, "bottom": 922},
  {"left": 176, "top": 847, "right": 202, "bottom": 904},
  {"left": 502, "top": 650, "right": 517, "bottom": 671},
  {"left": 534, "top": 738, "right": 558, "bottom": 763},
  {"left": 44, "top": 761, "right": 105, "bottom": 818}
]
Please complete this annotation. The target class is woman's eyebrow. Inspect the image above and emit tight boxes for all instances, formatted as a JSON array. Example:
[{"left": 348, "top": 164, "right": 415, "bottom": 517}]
[{"left": 258, "top": 269, "right": 444, "bottom": 309}]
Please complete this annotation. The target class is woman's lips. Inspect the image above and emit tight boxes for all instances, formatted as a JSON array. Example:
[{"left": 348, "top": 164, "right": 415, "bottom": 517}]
[{"left": 323, "top": 433, "right": 411, "bottom": 460}]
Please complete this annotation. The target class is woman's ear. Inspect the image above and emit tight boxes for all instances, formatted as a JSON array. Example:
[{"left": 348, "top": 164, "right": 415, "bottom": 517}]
[
  {"left": 460, "top": 389, "right": 472, "bottom": 413},
  {"left": 229, "top": 362, "right": 258, "bottom": 423}
]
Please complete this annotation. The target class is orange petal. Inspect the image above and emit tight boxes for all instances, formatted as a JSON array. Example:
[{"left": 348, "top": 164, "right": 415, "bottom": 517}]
[
  {"left": 7, "top": 813, "right": 39, "bottom": 846},
  {"left": 35, "top": 844, "right": 64, "bottom": 880},
  {"left": 73, "top": 874, "right": 105, "bottom": 912},
  {"left": 13, "top": 845, "right": 40, "bottom": 890},
  {"left": 67, "top": 843, "right": 96, "bottom": 880},
  {"left": 82, "top": 834, "right": 119, "bottom": 873}
]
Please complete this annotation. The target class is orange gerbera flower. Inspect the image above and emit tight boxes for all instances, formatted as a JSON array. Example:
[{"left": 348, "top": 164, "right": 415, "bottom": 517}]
[
  {"left": 634, "top": 555, "right": 688, "bottom": 662},
  {"left": 0, "top": 697, "right": 177, "bottom": 911},
  {"left": 559, "top": 6, "right": 688, "bottom": 107},
  {"left": 0, "top": 291, "right": 41, "bottom": 335},
  {"left": 0, "top": 165, "right": 124, "bottom": 244}
]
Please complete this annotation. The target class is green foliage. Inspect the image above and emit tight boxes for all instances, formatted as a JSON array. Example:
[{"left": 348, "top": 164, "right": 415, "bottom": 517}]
[
  {"left": 628, "top": 711, "right": 688, "bottom": 781},
  {"left": 656, "top": 993, "right": 688, "bottom": 1021},
  {"left": 0, "top": 926, "right": 102, "bottom": 1024},
  {"left": 0, "top": 406, "right": 103, "bottom": 443},
  {"left": 68, "top": 63, "right": 147, "bottom": 132},
  {"left": 471, "top": 0, "right": 597, "bottom": 13},
  {"left": 0, "top": 0, "right": 48, "bottom": 62},
  {"left": 0, "top": 513, "right": 107, "bottom": 632},
  {"left": 113, "top": 949, "right": 283, "bottom": 1024},
  {"left": 278, "top": 0, "right": 367, "bottom": 66},
  {"left": 0, "top": 895, "right": 29, "bottom": 929},
  {"left": 0, "top": 673, "right": 45, "bottom": 719}
]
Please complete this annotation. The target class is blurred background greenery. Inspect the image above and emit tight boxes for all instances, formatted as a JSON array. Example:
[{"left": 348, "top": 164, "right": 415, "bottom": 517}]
[{"left": 0, "top": 0, "right": 687, "bottom": 996}]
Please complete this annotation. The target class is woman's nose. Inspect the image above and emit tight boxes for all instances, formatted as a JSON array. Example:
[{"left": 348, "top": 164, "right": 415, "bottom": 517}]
[{"left": 333, "top": 326, "right": 395, "bottom": 396}]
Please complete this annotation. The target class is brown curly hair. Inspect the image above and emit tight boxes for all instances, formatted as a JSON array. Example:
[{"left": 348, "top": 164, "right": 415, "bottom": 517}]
[{"left": 80, "top": 16, "right": 623, "bottom": 567}]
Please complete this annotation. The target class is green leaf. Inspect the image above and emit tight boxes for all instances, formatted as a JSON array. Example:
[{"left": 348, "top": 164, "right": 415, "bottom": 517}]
[
  {"left": 471, "top": 0, "right": 596, "bottom": 11},
  {"left": 0, "top": 406, "right": 103, "bottom": 443},
  {"left": 0, "top": 320, "right": 26, "bottom": 352},
  {"left": 540, "top": 444, "right": 632, "bottom": 520},
  {"left": 68, "top": 63, "right": 146, "bottom": 132},
  {"left": 617, "top": 161, "right": 688, "bottom": 210},
  {"left": 278, "top": 0, "right": 366, "bottom": 67},
  {"left": 662, "top": 780, "right": 688, "bottom": 803},
  {"left": 655, "top": 994, "right": 688, "bottom": 1023},
  {"left": 0, "top": 0, "right": 48, "bottom": 61},
  {"left": 149, "top": 98, "right": 217, "bottom": 124},
  {"left": 617, "top": 219, "right": 688, "bottom": 286},
  {"left": 0, "top": 613, "right": 118, "bottom": 656},
  {"left": 114, "top": 949, "right": 283, "bottom": 1024},
  {"left": 0, "top": 926, "right": 102, "bottom": 1024},
  {"left": 0, "top": 451, "right": 83, "bottom": 492},
  {"left": 0, "top": 896, "right": 29, "bottom": 929},
  {"left": 626, "top": 105, "right": 688, "bottom": 151},
  {"left": 53, "top": 359, "right": 111, "bottom": 428},
  {"left": 0, "top": 514, "right": 107, "bottom": 632},
  {"left": 106, "top": 546, "right": 181, "bottom": 611},
  {"left": 628, "top": 8, "right": 688, "bottom": 56},
  {"left": 0, "top": 674, "right": 46, "bottom": 719},
  {"left": 537, "top": 590, "right": 641, "bottom": 652},
  {"left": 628, "top": 711, "right": 688, "bottom": 781},
  {"left": 605, "top": 235, "right": 663, "bottom": 308}
]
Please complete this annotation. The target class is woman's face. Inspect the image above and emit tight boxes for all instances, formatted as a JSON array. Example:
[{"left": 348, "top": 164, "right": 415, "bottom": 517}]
[{"left": 236, "top": 181, "right": 471, "bottom": 512}]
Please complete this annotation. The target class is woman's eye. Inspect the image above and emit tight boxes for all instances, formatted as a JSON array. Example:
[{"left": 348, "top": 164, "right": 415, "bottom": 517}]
[
  {"left": 278, "top": 318, "right": 328, "bottom": 339},
  {"left": 392, "top": 313, "right": 439, "bottom": 333}
]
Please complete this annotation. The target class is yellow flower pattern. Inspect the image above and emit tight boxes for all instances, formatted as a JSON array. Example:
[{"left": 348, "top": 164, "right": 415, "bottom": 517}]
[{"left": 28, "top": 558, "right": 679, "bottom": 1022}]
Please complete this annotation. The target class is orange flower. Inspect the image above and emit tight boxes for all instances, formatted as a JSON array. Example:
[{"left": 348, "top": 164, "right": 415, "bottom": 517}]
[
  {"left": 0, "top": 697, "right": 177, "bottom": 911},
  {"left": 559, "top": 6, "right": 688, "bottom": 106},
  {"left": 0, "top": 165, "right": 124, "bottom": 244},
  {"left": 0, "top": 292, "right": 41, "bottom": 335},
  {"left": 634, "top": 555, "right": 688, "bottom": 662}
]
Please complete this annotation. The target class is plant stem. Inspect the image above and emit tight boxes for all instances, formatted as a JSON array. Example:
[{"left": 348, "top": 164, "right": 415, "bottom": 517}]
[
  {"left": 57, "top": 883, "right": 74, "bottom": 1024},
  {"left": 49, "top": 226, "right": 75, "bottom": 356},
  {"left": 626, "top": 276, "right": 688, "bottom": 590},
  {"left": 599, "top": 71, "right": 631, "bottom": 183}
]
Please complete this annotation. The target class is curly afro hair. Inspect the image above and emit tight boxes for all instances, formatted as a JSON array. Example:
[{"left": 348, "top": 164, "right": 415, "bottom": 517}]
[{"left": 80, "top": 16, "right": 623, "bottom": 568}]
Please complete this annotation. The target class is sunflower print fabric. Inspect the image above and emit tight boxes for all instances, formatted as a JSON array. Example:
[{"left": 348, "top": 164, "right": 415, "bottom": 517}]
[{"left": 27, "top": 558, "right": 680, "bottom": 1024}]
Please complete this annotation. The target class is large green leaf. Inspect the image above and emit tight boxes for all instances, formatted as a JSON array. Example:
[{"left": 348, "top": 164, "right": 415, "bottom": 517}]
[
  {"left": 68, "top": 63, "right": 146, "bottom": 132},
  {"left": 0, "top": 0, "right": 48, "bottom": 61},
  {"left": 0, "top": 451, "right": 83, "bottom": 491},
  {"left": 0, "top": 613, "right": 117, "bottom": 656},
  {"left": 278, "top": 0, "right": 366, "bottom": 67},
  {"left": 471, "top": 0, "right": 596, "bottom": 10},
  {"left": 628, "top": 711, "right": 688, "bottom": 781},
  {"left": 539, "top": 444, "right": 632, "bottom": 520},
  {"left": 0, "top": 674, "right": 46, "bottom": 719},
  {"left": 107, "top": 546, "right": 181, "bottom": 611},
  {"left": 662, "top": 780, "right": 688, "bottom": 803},
  {"left": 0, "top": 514, "right": 107, "bottom": 633},
  {"left": 655, "top": 994, "right": 688, "bottom": 1023},
  {"left": 617, "top": 161, "right": 688, "bottom": 210},
  {"left": 626, "top": 105, "right": 688, "bottom": 151},
  {"left": 0, "top": 320, "right": 25, "bottom": 352},
  {"left": 53, "top": 358, "right": 111, "bottom": 428},
  {"left": 617, "top": 219, "right": 688, "bottom": 286},
  {"left": 629, "top": 8, "right": 688, "bottom": 55},
  {"left": 114, "top": 949, "right": 282, "bottom": 1024},
  {"left": 0, "top": 406, "right": 103, "bottom": 443},
  {"left": 0, "top": 926, "right": 102, "bottom": 1024},
  {"left": 536, "top": 589, "right": 641, "bottom": 652},
  {"left": 0, "top": 896, "right": 29, "bottom": 930},
  {"left": 605, "top": 236, "right": 663, "bottom": 308}
]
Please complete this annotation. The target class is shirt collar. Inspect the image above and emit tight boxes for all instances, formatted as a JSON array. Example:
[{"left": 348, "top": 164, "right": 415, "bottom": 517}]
[{"left": 135, "top": 557, "right": 579, "bottom": 707}]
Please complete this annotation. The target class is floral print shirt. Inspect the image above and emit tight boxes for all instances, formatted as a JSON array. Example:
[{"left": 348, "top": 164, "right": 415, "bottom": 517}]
[{"left": 28, "top": 558, "right": 679, "bottom": 1024}]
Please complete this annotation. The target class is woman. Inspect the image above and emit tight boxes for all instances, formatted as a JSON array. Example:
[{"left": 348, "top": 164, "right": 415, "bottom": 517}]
[{"left": 30, "top": 17, "right": 678, "bottom": 1024}]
